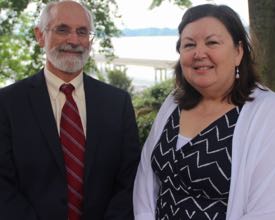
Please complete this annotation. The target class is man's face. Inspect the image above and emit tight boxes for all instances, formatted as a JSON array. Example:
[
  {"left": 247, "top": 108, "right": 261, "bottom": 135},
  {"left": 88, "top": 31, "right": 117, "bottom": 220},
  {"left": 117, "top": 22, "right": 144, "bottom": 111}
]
[{"left": 36, "top": 2, "right": 92, "bottom": 78}]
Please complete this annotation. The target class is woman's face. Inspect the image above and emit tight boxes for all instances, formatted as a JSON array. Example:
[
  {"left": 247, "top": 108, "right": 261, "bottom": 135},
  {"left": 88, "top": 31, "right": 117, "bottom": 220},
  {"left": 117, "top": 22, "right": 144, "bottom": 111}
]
[{"left": 179, "top": 17, "right": 243, "bottom": 98}]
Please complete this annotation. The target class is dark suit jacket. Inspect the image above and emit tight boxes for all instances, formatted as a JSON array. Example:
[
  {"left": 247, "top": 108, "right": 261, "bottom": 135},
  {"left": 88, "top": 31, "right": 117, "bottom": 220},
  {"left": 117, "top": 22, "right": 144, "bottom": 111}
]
[{"left": 0, "top": 70, "right": 141, "bottom": 220}]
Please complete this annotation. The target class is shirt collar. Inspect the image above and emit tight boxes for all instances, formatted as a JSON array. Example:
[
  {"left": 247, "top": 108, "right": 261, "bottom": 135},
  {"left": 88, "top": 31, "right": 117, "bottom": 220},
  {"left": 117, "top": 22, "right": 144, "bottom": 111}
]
[{"left": 44, "top": 67, "right": 84, "bottom": 99}]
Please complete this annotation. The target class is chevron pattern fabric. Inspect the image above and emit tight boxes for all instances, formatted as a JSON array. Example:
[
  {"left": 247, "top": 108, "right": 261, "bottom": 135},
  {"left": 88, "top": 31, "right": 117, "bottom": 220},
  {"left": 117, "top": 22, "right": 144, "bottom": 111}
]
[
  {"left": 60, "top": 84, "right": 85, "bottom": 220},
  {"left": 151, "top": 106, "right": 242, "bottom": 220}
]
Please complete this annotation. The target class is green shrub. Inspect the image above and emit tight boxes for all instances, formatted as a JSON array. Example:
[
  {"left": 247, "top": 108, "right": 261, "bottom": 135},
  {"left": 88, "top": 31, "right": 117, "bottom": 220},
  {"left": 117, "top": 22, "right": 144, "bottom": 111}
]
[
  {"left": 133, "top": 79, "right": 174, "bottom": 145},
  {"left": 136, "top": 111, "right": 157, "bottom": 144},
  {"left": 106, "top": 68, "right": 134, "bottom": 95}
]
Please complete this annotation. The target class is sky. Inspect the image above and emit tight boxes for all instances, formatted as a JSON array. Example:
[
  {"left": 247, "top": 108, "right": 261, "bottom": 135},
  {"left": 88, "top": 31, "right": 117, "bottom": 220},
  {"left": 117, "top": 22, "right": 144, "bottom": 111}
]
[{"left": 115, "top": 0, "right": 249, "bottom": 29}]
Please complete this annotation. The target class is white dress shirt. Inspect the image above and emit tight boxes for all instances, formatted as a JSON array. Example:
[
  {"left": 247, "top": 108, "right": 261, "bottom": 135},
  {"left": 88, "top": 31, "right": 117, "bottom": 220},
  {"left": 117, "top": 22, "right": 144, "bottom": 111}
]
[{"left": 44, "top": 67, "right": 87, "bottom": 136}]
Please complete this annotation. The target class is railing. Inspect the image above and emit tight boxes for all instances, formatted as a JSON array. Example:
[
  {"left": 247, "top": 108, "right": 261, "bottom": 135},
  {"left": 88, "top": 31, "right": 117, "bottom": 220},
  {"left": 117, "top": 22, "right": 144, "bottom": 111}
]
[{"left": 93, "top": 54, "right": 177, "bottom": 82}]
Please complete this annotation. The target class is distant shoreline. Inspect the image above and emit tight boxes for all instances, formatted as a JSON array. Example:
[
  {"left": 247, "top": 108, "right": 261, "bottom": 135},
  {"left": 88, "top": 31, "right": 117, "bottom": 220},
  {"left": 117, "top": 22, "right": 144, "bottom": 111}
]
[
  {"left": 121, "top": 27, "right": 178, "bottom": 37},
  {"left": 121, "top": 26, "right": 249, "bottom": 37}
]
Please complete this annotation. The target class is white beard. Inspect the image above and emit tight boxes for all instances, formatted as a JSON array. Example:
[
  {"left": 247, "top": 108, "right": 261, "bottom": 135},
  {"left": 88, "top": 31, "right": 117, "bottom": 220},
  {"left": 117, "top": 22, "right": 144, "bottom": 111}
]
[{"left": 45, "top": 43, "right": 90, "bottom": 73}]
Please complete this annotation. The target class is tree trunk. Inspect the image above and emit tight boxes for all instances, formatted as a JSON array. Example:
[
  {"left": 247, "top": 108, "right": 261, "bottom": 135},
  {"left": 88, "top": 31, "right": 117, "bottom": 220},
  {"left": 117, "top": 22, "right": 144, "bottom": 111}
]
[{"left": 248, "top": 0, "right": 275, "bottom": 89}]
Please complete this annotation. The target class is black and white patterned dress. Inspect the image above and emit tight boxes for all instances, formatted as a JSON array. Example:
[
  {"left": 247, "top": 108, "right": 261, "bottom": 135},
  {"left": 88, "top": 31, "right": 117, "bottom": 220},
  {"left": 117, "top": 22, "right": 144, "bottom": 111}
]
[{"left": 151, "top": 106, "right": 242, "bottom": 220}]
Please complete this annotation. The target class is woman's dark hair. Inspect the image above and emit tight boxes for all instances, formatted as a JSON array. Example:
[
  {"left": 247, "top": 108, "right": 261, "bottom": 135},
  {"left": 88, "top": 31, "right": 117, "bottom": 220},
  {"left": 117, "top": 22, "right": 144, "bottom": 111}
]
[{"left": 174, "top": 4, "right": 261, "bottom": 110}]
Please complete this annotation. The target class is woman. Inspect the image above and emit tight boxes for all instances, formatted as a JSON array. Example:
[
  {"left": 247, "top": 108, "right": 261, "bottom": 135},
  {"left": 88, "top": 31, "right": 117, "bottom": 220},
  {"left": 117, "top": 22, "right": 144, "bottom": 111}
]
[{"left": 133, "top": 4, "right": 275, "bottom": 220}]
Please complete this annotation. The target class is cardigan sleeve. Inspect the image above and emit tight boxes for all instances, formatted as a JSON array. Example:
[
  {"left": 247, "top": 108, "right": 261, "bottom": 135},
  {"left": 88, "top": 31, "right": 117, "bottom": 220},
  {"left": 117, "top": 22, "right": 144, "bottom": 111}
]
[
  {"left": 237, "top": 141, "right": 275, "bottom": 219},
  {"left": 133, "top": 94, "right": 177, "bottom": 220},
  {"left": 133, "top": 110, "right": 161, "bottom": 220},
  {"left": 227, "top": 88, "right": 275, "bottom": 220},
  {"left": 238, "top": 124, "right": 275, "bottom": 220}
]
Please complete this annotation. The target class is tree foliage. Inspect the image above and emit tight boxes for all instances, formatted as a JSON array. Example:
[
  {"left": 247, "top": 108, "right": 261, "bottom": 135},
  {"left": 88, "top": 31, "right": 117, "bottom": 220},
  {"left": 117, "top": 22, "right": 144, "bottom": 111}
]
[
  {"left": 149, "top": 0, "right": 191, "bottom": 9},
  {"left": 107, "top": 68, "right": 134, "bottom": 95},
  {"left": 0, "top": 0, "right": 121, "bottom": 83},
  {"left": 248, "top": 0, "right": 275, "bottom": 89},
  {"left": 133, "top": 79, "right": 174, "bottom": 144}
]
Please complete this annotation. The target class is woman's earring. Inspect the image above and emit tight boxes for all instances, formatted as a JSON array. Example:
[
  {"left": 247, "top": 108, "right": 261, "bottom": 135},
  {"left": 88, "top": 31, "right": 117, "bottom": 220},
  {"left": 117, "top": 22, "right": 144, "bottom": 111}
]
[{"left": 236, "top": 67, "right": 240, "bottom": 79}]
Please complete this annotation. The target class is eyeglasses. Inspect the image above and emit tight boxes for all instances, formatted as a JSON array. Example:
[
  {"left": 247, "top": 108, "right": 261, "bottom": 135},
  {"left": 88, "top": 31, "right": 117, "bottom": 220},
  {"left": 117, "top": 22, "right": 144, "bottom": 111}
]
[{"left": 46, "top": 25, "right": 95, "bottom": 40}]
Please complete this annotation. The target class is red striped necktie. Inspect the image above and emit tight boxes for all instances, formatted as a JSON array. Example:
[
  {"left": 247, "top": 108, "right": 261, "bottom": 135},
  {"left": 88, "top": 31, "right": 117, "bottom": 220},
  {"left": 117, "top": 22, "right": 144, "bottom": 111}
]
[{"left": 60, "top": 83, "right": 85, "bottom": 220}]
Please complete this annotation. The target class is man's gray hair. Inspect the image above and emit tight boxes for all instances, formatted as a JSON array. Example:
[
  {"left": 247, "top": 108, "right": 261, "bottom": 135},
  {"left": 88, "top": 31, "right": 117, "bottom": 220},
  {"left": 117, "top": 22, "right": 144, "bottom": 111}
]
[{"left": 36, "top": 0, "right": 94, "bottom": 32}]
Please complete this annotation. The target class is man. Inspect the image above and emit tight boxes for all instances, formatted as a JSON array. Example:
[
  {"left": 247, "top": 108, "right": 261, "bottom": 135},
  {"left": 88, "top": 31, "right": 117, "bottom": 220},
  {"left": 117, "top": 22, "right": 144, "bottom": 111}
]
[{"left": 0, "top": 1, "right": 140, "bottom": 219}]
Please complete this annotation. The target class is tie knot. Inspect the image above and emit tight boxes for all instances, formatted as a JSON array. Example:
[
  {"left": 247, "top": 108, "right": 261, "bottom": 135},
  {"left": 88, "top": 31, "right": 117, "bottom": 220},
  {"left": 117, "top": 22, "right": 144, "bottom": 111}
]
[{"left": 60, "top": 83, "right": 75, "bottom": 96}]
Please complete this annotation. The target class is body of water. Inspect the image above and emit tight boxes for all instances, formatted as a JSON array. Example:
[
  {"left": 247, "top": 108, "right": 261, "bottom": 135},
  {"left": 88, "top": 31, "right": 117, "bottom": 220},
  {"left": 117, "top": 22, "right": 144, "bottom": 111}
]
[{"left": 94, "top": 36, "right": 179, "bottom": 89}]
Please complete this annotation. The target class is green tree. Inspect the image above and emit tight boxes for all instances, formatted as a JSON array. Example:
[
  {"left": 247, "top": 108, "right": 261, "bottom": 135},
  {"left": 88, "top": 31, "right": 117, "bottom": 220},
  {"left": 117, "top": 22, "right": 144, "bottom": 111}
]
[
  {"left": 107, "top": 68, "right": 134, "bottom": 95},
  {"left": 0, "top": 0, "right": 120, "bottom": 83},
  {"left": 248, "top": 0, "right": 275, "bottom": 89},
  {"left": 133, "top": 79, "right": 174, "bottom": 144},
  {"left": 149, "top": 0, "right": 191, "bottom": 9}
]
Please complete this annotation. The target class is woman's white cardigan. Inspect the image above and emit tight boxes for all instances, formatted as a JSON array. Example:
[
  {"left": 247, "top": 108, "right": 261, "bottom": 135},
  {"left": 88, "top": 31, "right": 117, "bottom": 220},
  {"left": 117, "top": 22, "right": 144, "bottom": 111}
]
[{"left": 133, "top": 87, "right": 275, "bottom": 220}]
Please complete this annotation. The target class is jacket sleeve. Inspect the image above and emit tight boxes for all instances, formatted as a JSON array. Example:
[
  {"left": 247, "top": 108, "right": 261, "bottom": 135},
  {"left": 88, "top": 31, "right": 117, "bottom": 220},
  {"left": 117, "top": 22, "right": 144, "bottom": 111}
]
[
  {"left": 0, "top": 94, "right": 37, "bottom": 220},
  {"left": 104, "top": 93, "right": 141, "bottom": 220}
]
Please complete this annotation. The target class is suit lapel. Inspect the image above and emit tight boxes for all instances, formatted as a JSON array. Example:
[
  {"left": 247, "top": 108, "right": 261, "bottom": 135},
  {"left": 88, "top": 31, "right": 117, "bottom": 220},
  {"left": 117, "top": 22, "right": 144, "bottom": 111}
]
[
  {"left": 28, "top": 70, "right": 66, "bottom": 176},
  {"left": 83, "top": 75, "right": 102, "bottom": 180}
]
